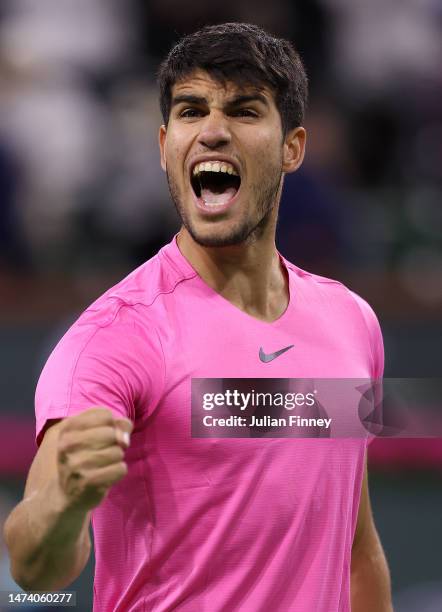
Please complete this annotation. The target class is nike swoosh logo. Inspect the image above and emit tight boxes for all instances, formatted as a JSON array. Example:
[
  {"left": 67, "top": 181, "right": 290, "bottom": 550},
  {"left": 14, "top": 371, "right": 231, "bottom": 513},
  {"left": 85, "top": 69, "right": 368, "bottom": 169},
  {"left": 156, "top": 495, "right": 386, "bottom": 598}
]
[{"left": 259, "top": 345, "right": 294, "bottom": 363}]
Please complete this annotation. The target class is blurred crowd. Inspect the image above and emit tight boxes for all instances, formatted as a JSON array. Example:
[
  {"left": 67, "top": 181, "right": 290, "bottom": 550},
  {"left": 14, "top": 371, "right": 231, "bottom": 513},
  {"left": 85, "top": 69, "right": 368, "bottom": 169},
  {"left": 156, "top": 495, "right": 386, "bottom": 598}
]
[
  {"left": 0, "top": 0, "right": 440, "bottom": 315},
  {"left": 0, "top": 0, "right": 174, "bottom": 279}
]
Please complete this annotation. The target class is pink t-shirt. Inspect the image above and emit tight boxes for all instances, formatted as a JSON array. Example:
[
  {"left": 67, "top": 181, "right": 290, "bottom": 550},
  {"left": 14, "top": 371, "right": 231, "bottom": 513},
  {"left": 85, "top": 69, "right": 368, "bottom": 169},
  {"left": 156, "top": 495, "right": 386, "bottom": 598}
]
[{"left": 35, "top": 237, "right": 384, "bottom": 612}]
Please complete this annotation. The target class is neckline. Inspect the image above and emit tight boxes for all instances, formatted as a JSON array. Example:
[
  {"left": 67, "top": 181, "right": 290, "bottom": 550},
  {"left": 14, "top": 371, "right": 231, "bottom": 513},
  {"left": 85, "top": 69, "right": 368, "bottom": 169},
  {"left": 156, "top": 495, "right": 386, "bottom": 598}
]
[{"left": 163, "top": 234, "right": 295, "bottom": 327}]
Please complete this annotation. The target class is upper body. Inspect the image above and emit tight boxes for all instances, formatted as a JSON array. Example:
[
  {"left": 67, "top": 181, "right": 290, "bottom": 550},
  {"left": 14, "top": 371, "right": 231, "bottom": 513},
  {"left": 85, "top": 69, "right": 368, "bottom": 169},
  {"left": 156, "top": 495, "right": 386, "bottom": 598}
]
[
  {"left": 4, "top": 22, "right": 392, "bottom": 612},
  {"left": 34, "top": 236, "right": 382, "bottom": 611}
]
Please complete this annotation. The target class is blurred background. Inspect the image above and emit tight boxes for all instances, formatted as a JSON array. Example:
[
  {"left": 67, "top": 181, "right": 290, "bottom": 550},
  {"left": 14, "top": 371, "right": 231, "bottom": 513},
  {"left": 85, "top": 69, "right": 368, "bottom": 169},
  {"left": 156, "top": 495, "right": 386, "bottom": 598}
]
[{"left": 0, "top": 0, "right": 441, "bottom": 610}]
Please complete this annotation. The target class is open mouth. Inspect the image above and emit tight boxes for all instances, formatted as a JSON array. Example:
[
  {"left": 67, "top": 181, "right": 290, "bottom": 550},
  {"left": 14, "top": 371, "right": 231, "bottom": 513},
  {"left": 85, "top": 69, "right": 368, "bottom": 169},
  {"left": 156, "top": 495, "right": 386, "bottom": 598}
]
[{"left": 190, "top": 161, "right": 241, "bottom": 207}]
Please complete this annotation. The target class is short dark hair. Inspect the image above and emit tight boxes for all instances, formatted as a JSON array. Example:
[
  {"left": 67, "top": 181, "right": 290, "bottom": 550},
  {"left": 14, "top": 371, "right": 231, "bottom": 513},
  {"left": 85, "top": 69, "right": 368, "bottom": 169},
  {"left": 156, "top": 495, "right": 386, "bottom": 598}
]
[{"left": 158, "top": 22, "right": 308, "bottom": 136}]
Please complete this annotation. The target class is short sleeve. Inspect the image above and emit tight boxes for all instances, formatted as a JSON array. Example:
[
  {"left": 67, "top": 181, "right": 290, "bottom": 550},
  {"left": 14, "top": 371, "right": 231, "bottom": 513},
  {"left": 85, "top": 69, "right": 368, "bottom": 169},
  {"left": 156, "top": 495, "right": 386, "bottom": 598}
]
[
  {"left": 349, "top": 291, "right": 384, "bottom": 380},
  {"left": 35, "top": 300, "right": 165, "bottom": 444},
  {"left": 349, "top": 291, "right": 384, "bottom": 447}
]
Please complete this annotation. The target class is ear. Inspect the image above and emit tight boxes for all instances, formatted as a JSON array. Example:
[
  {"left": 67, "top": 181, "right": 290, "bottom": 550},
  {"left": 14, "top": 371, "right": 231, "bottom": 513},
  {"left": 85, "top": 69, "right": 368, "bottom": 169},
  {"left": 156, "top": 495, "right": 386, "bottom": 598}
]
[
  {"left": 159, "top": 125, "right": 167, "bottom": 172},
  {"left": 282, "top": 127, "right": 306, "bottom": 174}
]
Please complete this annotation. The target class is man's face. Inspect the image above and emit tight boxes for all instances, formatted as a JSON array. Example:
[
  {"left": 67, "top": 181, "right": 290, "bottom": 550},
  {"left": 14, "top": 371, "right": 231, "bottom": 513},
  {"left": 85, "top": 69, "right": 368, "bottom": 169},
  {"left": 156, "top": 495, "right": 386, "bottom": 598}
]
[{"left": 159, "top": 69, "right": 304, "bottom": 247}]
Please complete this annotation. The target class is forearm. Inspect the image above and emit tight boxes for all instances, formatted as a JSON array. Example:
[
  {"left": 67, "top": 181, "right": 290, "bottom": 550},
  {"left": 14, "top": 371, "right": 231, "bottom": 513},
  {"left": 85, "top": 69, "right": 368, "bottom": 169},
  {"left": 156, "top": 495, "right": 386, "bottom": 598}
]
[
  {"left": 350, "top": 533, "right": 393, "bottom": 612},
  {"left": 4, "top": 480, "right": 91, "bottom": 591}
]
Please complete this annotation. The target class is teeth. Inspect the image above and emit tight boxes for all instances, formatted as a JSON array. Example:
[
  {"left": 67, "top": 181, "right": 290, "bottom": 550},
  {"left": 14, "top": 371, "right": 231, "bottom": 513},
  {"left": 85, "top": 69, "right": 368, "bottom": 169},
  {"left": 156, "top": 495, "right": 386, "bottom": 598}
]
[{"left": 192, "top": 160, "right": 238, "bottom": 177}]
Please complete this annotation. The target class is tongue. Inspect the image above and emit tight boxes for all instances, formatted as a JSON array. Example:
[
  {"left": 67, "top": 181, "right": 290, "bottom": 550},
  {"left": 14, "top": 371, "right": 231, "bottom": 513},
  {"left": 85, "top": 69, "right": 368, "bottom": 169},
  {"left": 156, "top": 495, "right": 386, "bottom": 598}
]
[{"left": 201, "top": 186, "right": 237, "bottom": 206}]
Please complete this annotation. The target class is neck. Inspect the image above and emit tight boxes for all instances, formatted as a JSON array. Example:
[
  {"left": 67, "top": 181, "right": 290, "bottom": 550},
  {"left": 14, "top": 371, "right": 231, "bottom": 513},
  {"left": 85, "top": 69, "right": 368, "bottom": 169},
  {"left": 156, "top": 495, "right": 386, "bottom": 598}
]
[{"left": 176, "top": 224, "right": 289, "bottom": 323}]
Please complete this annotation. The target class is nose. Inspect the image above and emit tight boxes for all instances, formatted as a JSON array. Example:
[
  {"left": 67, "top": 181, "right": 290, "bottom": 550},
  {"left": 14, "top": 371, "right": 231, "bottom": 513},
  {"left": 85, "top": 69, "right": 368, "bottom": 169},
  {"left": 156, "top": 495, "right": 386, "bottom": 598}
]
[{"left": 197, "top": 111, "right": 231, "bottom": 149}]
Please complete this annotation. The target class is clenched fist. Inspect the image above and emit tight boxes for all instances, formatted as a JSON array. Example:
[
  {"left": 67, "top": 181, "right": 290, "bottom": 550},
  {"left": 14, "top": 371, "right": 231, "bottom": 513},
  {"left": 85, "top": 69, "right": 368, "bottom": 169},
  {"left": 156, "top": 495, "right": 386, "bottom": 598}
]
[{"left": 56, "top": 407, "right": 133, "bottom": 511}]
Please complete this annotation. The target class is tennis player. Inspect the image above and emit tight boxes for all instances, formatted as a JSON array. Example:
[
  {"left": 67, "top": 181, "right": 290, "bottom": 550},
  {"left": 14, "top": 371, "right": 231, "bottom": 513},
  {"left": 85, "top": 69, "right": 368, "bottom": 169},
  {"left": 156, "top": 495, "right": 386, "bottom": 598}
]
[{"left": 4, "top": 23, "right": 392, "bottom": 611}]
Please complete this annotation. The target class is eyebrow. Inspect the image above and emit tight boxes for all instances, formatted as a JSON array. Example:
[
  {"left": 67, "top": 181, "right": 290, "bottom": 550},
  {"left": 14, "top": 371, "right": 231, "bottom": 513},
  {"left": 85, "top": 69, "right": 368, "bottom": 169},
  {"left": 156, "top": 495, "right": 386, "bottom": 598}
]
[
  {"left": 171, "top": 93, "right": 270, "bottom": 109},
  {"left": 171, "top": 94, "right": 207, "bottom": 107},
  {"left": 226, "top": 94, "right": 269, "bottom": 108}
]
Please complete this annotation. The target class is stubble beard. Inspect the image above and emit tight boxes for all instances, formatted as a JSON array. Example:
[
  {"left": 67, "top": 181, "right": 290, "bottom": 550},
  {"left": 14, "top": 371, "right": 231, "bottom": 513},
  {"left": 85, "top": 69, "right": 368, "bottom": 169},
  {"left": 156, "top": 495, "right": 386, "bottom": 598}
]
[{"left": 166, "top": 166, "right": 283, "bottom": 248}]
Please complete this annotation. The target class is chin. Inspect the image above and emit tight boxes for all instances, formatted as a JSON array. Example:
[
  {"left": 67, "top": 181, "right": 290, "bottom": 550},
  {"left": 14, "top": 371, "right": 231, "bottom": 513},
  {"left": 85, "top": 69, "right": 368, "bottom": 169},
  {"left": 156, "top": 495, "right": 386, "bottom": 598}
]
[{"left": 186, "top": 220, "right": 260, "bottom": 248}]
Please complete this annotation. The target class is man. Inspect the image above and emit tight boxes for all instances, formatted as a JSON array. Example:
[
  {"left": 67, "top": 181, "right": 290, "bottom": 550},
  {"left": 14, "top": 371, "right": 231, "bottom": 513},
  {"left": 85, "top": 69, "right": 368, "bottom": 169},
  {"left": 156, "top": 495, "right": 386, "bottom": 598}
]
[{"left": 4, "top": 23, "right": 392, "bottom": 611}]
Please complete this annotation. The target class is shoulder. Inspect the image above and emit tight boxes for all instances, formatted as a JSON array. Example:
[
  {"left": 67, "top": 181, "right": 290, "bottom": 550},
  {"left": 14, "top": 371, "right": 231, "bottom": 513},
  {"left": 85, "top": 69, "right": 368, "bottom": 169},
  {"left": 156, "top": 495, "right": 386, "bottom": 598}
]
[
  {"left": 284, "top": 259, "right": 384, "bottom": 378},
  {"left": 61, "top": 239, "right": 195, "bottom": 336},
  {"left": 37, "top": 237, "right": 196, "bottom": 374},
  {"left": 38, "top": 244, "right": 191, "bottom": 385},
  {"left": 284, "top": 257, "right": 384, "bottom": 377},
  {"left": 82, "top": 243, "right": 196, "bottom": 325},
  {"left": 284, "top": 258, "right": 380, "bottom": 325}
]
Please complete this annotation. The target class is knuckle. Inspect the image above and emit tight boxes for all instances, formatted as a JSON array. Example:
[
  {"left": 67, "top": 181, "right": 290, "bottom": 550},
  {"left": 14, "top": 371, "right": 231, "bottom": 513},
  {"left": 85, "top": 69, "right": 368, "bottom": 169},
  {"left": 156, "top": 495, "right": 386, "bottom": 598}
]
[
  {"left": 69, "top": 460, "right": 128, "bottom": 497},
  {"left": 107, "top": 425, "right": 118, "bottom": 442},
  {"left": 57, "top": 439, "right": 71, "bottom": 462},
  {"left": 57, "top": 432, "right": 77, "bottom": 456},
  {"left": 89, "top": 407, "right": 114, "bottom": 421},
  {"left": 113, "top": 446, "right": 124, "bottom": 461},
  {"left": 60, "top": 416, "right": 75, "bottom": 432},
  {"left": 89, "top": 406, "right": 112, "bottom": 413},
  {"left": 66, "top": 454, "right": 85, "bottom": 472},
  {"left": 87, "top": 473, "right": 109, "bottom": 491},
  {"left": 118, "top": 461, "right": 128, "bottom": 477},
  {"left": 65, "top": 407, "right": 114, "bottom": 430}
]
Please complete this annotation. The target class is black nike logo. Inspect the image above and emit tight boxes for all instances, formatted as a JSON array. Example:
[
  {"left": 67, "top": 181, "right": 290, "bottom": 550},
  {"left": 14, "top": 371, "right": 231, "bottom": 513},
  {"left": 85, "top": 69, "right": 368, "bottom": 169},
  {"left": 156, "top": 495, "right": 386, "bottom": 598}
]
[{"left": 259, "top": 345, "right": 294, "bottom": 363}]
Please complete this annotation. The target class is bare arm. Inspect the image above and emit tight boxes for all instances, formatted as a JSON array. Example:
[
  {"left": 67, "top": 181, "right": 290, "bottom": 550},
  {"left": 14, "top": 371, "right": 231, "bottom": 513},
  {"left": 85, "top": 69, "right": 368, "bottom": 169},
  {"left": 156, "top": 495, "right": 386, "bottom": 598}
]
[
  {"left": 351, "top": 457, "right": 393, "bottom": 611},
  {"left": 3, "top": 408, "right": 132, "bottom": 591}
]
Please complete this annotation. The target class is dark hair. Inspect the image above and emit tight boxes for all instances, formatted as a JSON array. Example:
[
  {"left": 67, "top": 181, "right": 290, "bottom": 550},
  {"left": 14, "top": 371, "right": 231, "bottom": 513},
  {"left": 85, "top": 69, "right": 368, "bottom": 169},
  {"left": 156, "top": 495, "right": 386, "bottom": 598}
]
[{"left": 158, "top": 22, "right": 308, "bottom": 136}]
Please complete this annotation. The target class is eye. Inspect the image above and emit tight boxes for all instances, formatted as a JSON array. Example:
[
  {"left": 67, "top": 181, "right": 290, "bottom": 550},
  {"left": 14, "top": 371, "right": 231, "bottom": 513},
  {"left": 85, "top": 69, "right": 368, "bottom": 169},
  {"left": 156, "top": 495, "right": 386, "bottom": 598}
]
[
  {"left": 179, "top": 108, "right": 203, "bottom": 118},
  {"left": 232, "top": 108, "right": 258, "bottom": 118}
]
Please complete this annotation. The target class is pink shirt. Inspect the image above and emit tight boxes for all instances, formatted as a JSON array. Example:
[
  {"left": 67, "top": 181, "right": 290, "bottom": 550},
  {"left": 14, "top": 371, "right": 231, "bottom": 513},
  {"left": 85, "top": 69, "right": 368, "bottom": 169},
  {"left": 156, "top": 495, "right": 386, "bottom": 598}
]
[{"left": 35, "top": 237, "right": 384, "bottom": 611}]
